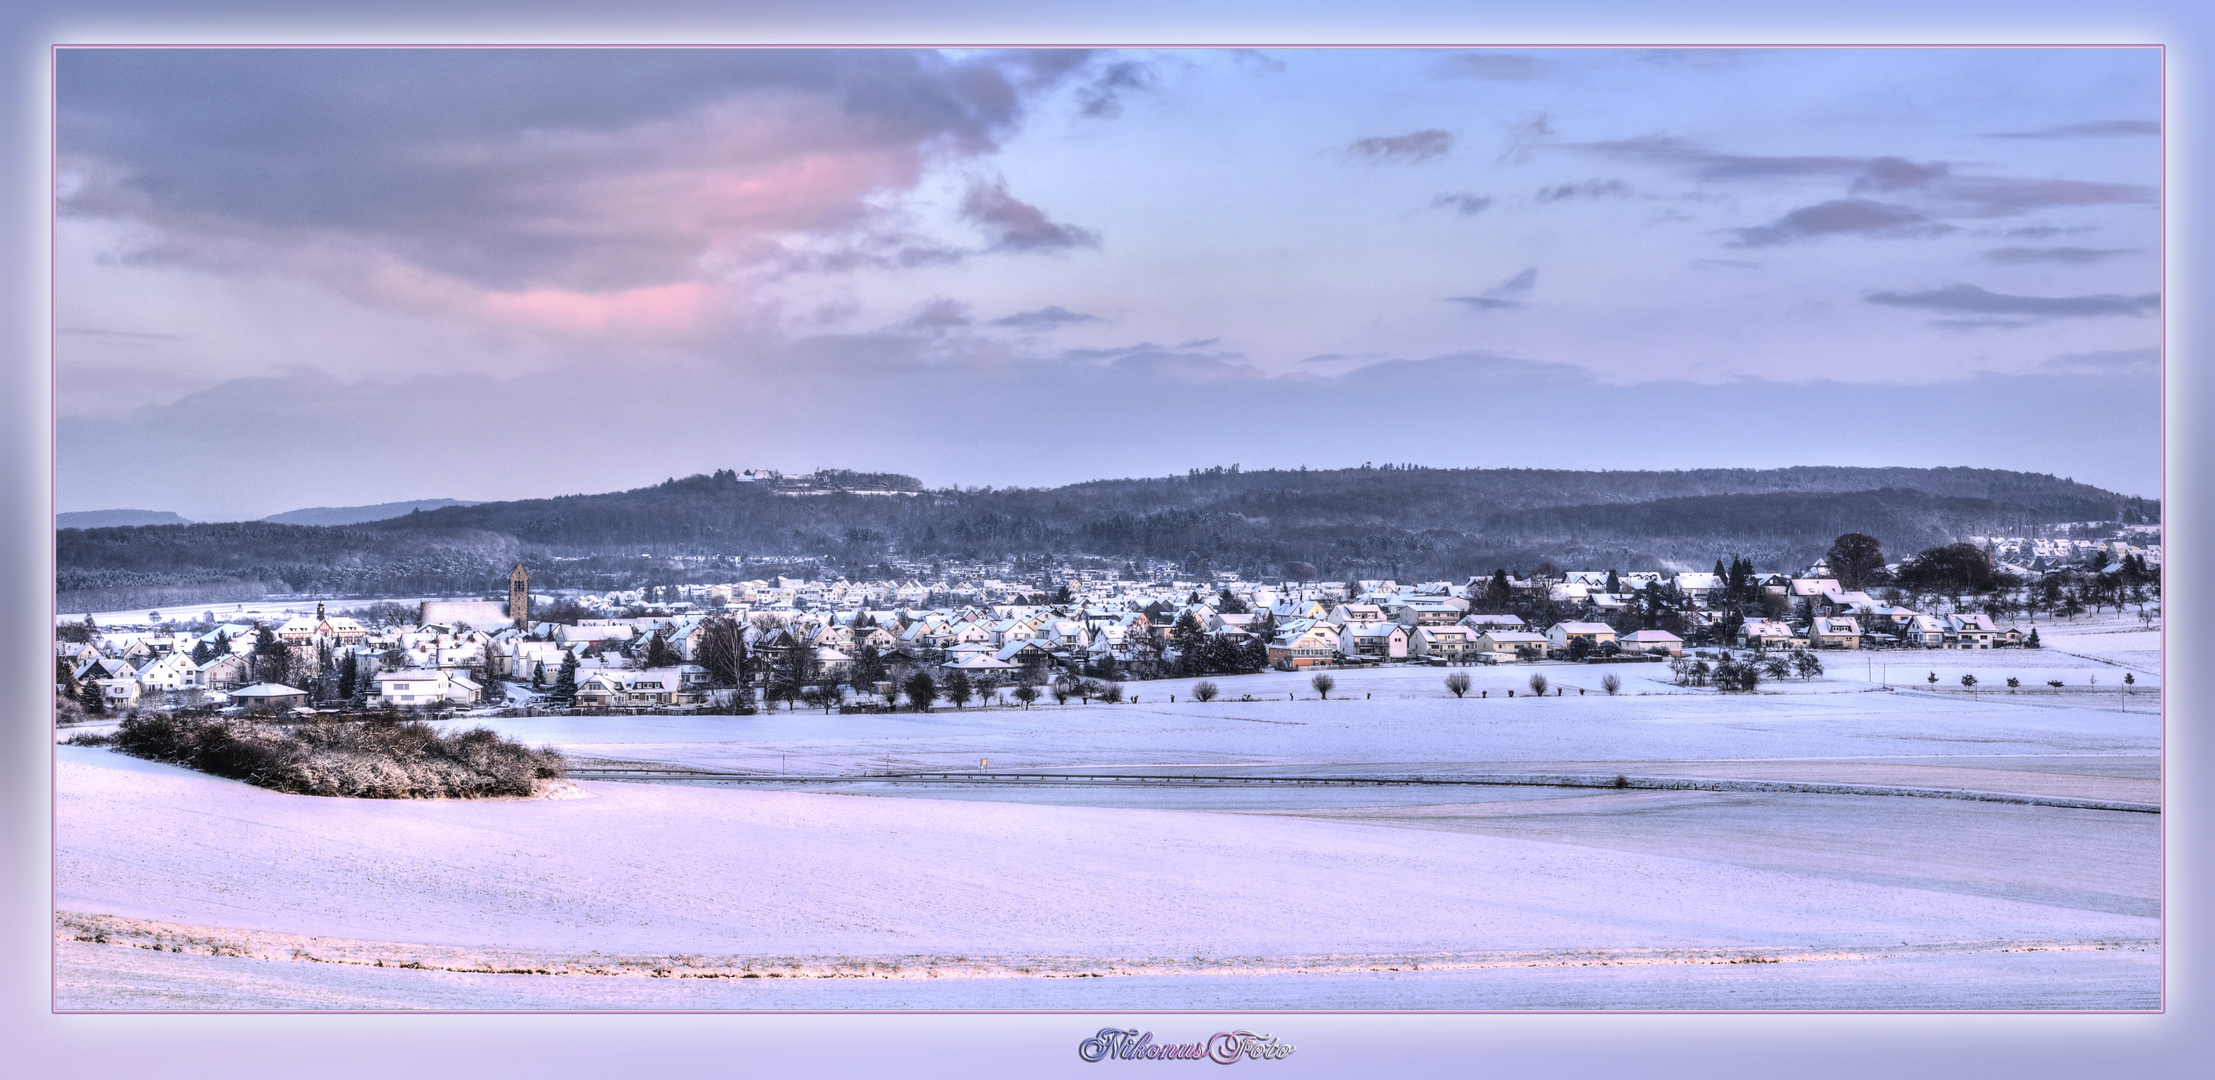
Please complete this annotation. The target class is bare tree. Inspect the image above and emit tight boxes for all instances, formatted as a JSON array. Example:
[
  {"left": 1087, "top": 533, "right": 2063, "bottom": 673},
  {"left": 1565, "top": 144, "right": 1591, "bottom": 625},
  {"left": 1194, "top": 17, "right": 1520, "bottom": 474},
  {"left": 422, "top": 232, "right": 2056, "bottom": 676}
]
[
  {"left": 1444, "top": 671, "right": 1471, "bottom": 698},
  {"left": 1310, "top": 672, "right": 1335, "bottom": 699},
  {"left": 1191, "top": 679, "right": 1220, "bottom": 702}
]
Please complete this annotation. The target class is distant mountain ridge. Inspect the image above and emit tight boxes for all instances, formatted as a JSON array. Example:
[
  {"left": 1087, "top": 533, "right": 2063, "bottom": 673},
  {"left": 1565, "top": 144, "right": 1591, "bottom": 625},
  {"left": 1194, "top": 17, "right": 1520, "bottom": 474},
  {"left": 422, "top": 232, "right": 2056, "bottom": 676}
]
[
  {"left": 56, "top": 509, "right": 192, "bottom": 528},
  {"left": 260, "top": 499, "right": 482, "bottom": 526},
  {"left": 55, "top": 465, "right": 2154, "bottom": 610}
]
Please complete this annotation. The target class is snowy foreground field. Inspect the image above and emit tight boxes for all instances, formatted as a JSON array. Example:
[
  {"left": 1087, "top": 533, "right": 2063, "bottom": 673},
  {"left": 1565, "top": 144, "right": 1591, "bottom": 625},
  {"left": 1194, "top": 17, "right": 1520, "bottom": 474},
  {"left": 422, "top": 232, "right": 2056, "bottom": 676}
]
[{"left": 55, "top": 619, "right": 2161, "bottom": 1010}]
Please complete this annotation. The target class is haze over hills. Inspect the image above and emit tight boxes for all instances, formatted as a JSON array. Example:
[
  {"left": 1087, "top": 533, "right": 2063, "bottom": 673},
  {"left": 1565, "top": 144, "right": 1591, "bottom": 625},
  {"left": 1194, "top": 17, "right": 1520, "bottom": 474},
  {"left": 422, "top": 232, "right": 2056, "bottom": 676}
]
[
  {"left": 55, "top": 465, "right": 2156, "bottom": 611},
  {"left": 55, "top": 510, "right": 193, "bottom": 529},
  {"left": 259, "top": 499, "right": 482, "bottom": 527}
]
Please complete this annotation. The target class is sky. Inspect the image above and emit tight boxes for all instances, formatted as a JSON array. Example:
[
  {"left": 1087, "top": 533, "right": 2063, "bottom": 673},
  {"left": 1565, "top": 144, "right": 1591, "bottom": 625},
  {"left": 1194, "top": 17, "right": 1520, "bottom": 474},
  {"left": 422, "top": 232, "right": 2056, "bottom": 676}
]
[{"left": 52, "top": 46, "right": 2161, "bottom": 520}]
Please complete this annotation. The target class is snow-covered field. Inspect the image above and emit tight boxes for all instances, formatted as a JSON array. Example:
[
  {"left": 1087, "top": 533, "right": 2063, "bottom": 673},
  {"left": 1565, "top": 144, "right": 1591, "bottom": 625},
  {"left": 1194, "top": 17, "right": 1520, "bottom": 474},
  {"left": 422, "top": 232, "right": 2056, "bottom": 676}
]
[{"left": 53, "top": 612, "right": 2162, "bottom": 1010}]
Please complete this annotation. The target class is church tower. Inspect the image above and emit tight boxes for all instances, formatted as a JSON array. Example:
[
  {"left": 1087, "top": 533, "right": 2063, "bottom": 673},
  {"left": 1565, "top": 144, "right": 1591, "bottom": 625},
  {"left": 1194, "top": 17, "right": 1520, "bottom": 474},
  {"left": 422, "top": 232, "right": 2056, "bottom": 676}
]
[{"left": 508, "top": 563, "right": 530, "bottom": 627}]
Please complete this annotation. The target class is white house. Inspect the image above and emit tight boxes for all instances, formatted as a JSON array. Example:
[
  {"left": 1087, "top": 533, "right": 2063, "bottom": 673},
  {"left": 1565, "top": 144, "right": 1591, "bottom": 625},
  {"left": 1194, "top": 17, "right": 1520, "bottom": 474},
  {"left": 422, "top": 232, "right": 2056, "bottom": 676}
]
[
  {"left": 1738, "top": 619, "right": 1802, "bottom": 650},
  {"left": 1545, "top": 621, "right": 1618, "bottom": 654},
  {"left": 1473, "top": 630, "right": 1548, "bottom": 662},
  {"left": 1808, "top": 616, "right": 1862, "bottom": 650},
  {"left": 1617, "top": 629, "right": 1685, "bottom": 657}
]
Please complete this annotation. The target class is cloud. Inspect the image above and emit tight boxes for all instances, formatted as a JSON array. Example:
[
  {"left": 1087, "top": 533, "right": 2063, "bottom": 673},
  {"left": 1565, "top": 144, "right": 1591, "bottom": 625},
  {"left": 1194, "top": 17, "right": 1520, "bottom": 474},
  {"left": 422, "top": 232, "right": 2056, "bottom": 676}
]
[
  {"left": 1347, "top": 129, "right": 1454, "bottom": 164},
  {"left": 1848, "top": 156, "right": 1950, "bottom": 192},
  {"left": 2041, "top": 347, "right": 2159, "bottom": 372},
  {"left": 1447, "top": 267, "right": 1538, "bottom": 311},
  {"left": 1436, "top": 53, "right": 1548, "bottom": 81},
  {"left": 902, "top": 298, "right": 973, "bottom": 330},
  {"left": 1228, "top": 49, "right": 1286, "bottom": 74},
  {"left": 1933, "top": 176, "right": 2155, "bottom": 218},
  {"left": 1982, "top": 246, "right": 2134, "bottom": 265},
  {"left": 1689, "top": 258, "right": 1760, "bottom": 270},
  {"left": 1580, "top": 135, "right": 1872, "bottom": 181},
  {"left": 960, "top": 179, "right": 1101, "bottom": 253},
  {"left": 1075, "top": 60, "right": 1157, "bottom": 119},
  {"left": 1497, "top": 114, "right": 1553, "bottom": 165},
  {"left": 1864, "top": 283, "right": 2160, "bottom": 318},
  {"left": 56, "top": 48, "right": 1088, "bottom": 319},
  {"left": 2004, "top": 224, "right": 2097, "bottom": 239},
  {"left": 1579, "top": 137, "right": 2151, "bottom": 219},
  {"left": 1731, "top": 199, "right": 1953, "bottom": 247},
  {"left": 990, "top": 305, "right": 1102, "bottom": 330},
  {"left": 1987, "top": 119, "right": 2159, "bottom": 139},
  {"left": 1534, "top": 179, "right": 1631, "bottom": 203},
  {"left": 1431, "top": 192, "right": 1494, "bottom": 215},
  {"left": 1107, "top": 351, "right": 1264, "bottom": 383}
]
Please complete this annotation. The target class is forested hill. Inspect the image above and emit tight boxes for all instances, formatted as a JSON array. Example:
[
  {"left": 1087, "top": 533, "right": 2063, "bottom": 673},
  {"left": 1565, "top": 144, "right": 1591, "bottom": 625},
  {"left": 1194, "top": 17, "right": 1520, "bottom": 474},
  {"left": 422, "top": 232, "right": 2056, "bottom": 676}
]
[{"left": 57, "top": 465, "right": 2154, "bottom": 608}]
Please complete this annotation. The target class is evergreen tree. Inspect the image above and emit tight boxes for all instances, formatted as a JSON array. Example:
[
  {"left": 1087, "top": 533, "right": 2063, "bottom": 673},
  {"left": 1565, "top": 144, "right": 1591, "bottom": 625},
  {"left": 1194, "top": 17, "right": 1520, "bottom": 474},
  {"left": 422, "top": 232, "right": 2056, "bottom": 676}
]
[
  {"left": 80, "top": 679, "right": 104, "bottom": 715},
  {"left": 252, "top": 627, "right": 290, "bottom": 686},
  {"left": 551, "top": 651, "right": 579, "bottom": 704},
  {"left": 1169, "top": 612, "right": 1206, "bottom": 675},
  {"left": 338, "top": 653, "right": 358, "bottom": 701}
]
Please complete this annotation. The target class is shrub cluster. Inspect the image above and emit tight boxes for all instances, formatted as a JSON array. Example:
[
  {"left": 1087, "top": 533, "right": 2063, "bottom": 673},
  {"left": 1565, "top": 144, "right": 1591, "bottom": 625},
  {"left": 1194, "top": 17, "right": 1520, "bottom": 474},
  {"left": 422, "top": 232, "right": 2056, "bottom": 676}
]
[{"left": 99, "top": 713, "right": 564, "bottom": 799}]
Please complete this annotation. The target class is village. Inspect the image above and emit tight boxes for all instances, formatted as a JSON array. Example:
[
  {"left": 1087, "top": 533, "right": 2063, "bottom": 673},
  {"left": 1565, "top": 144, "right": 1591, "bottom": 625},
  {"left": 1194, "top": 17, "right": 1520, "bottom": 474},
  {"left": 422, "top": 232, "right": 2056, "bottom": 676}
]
[{"left": 53, "top": 526, "right": 2161, "bottom": 720}]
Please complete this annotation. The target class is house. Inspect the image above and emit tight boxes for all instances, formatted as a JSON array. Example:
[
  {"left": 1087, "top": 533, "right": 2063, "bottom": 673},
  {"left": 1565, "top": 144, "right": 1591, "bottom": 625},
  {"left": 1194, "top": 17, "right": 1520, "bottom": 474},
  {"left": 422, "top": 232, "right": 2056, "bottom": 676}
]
[
  {"left": 1674, "top": 573, "right": 1722, "bottom": 605},
  {"left": 1808, "top": 616, "right": 1862, "bottom": 650},
  {"left": 1545, "top": 621, "right": 1617, "bottom": 654},
  {"left": 813, "top": 646, "right": 855, "bottom": 679},
  {"left": 274, "top": 605, "right": 369, "bottom": 649},
  {"left": 1409, "top": 624, "right": 1480, "bottom": 662},
  {"left": 572, "top": 672, "right": 628, "bottom": 709},
  {"left": 1617, "top": 629, "right": 1684, "bottom": 657},
  {"left": 94, "top": 677, "right": 141, "bottom": 708},
  {"left": 1738, "top": 619, "right": 1802, "bottom": 650},
  {"left": 1473, "top": 630, "right": 1548, "bottom": 662},
  {"left": 1789, "top": 578, "right": 1843, "bottom": 609},
  {"left": 1268, "top": 624, "right": 1344, "bottom": 668},
  {"left": 196, "top": 653, "right": 252, "bottom": 691},
  {"left": 1340, "top": 622, "right": 1411, "bottom": 660},
  {"left": 1945, "top": 613, "right": 1998, "bottom": 650},
  {"left": 1461, "top": 613, "right": 1527, "bottom": 632},
  {"left": 132, "top": 651, "right": 198, "bottom": 694},
  {"left": 228, "top": 682, "right": 309, "bottom": 714},
  {"left": 370, "top": 668, "right": 475, "bottom": 707},
  {"left": 1324, "top": 604, "right": 1388, "bottom": 628},
  {"left": 1905, "top": 615, "right": 1949, "bottom": 649}
]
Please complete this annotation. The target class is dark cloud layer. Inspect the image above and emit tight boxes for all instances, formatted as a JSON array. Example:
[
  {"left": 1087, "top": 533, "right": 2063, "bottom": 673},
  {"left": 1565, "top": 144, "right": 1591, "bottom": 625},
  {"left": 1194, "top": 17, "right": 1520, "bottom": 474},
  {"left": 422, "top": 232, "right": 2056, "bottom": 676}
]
[
  {"left": 1982, "top": 246, "right": 2134, "bottom": 265},
  {"left": 58, "top": 48, "right": 1091, "bottom": 293},
  {"left": 1447, "top": 268, "right": 1537, "bottom": 311},
  {"left": 990, "top": 305, "right": 1102, "bottom": 330},
  {"left": 1535, "top": 179, "right": 1631, "bottom": 203},
  {"left": 960, "top": 180, "right": 1101, "bottom": 253},
  {"left": 1075, "top": 60, "right": 1157, "bottom": 118},
  {"left": 1583, "top": 136, "right": 2154, "bottom": 221},
  {"left": 1987, "top": 119, "right": 2159, "bottom": 139},
  {"left": 1347, "top": 129, "right": 1454, "bottom": 164},
  {"left": 1431, "top": 192, "right": 1494, "bottom": 215},
  {"left": 1732, "top": 199, "right": 1952, "bottom": 247},
  {"left": 1864, "top": 283, "right": 2160, "bottom": 318},
  {"left": 1436, "top": 53, "right": 1549, "bottom": 81}
]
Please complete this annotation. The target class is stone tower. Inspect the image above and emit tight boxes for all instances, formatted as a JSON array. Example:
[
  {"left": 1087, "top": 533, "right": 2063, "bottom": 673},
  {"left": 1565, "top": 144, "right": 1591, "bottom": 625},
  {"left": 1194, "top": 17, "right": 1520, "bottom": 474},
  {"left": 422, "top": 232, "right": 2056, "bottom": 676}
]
[{"left": 508, "top": 563, "right": 530, "bottom": 626}]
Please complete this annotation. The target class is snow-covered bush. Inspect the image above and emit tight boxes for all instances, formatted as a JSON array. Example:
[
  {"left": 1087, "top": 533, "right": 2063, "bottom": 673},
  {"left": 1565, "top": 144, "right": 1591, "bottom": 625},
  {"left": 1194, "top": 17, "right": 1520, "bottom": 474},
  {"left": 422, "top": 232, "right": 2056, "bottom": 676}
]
[{"left": 106, "top": 713, "right": 564, "bottom": 798}]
